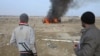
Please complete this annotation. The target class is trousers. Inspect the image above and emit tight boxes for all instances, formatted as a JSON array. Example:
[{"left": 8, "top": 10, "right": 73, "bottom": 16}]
[{"left": 20, "top": 53, "right": 32, "bottom": 56}]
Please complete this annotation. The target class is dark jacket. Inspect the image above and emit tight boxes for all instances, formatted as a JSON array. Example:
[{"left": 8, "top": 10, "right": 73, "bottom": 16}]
[{"left": 75, "top": 25, "right": 100, "bottom": 56}]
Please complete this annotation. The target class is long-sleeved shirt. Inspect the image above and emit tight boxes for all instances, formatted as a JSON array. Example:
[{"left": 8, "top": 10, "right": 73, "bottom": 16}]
[
  {"left": 75, "top": 25, "right": 100, "bottom": 56},
  {"left": 10, "top": 25, "right": 36, "bottom": 53}
]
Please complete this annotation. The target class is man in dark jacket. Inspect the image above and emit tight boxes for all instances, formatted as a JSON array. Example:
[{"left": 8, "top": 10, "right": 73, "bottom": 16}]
[{"left": 74, "top": 11, "right": 100, "bottom": 56}]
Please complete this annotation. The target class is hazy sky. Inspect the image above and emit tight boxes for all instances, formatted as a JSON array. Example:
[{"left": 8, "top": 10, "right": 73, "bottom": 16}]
[{"left": 0, "top": 0, "right": 100, "bottom": 16}]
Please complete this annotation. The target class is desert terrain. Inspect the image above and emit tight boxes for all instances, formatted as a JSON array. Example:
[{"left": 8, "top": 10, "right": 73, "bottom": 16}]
[{"left": 0, "top": 16, "right": 100, "bottom": 56}]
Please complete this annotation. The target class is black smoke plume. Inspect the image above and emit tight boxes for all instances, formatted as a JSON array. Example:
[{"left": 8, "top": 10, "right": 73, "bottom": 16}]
[
  {"left": 46, "top": 0, "right": 100, "bottom": 22},
  {"left": 47, "top": 0, "right": 73, "bottom": 21}
]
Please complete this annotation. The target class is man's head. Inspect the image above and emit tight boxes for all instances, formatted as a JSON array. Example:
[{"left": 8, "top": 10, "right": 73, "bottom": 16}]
[
  {"left": 81, "top": 11, "right": 95, "bottom": 28},
  {"left": 20, "top": 13, "right": 29, "bottom": 23}
]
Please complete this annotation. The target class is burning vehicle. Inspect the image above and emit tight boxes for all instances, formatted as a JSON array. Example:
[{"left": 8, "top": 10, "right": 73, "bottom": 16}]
[{"left": 43, "top": 0, "right": 73, "bottom": 24}]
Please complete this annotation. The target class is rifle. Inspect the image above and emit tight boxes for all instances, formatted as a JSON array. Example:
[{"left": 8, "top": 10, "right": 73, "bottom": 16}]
[{"left": 19, "top": 42, "right": 34, "bottom": 56}]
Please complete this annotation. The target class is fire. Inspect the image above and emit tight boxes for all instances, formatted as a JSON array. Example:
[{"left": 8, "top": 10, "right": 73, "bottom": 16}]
[
  {"left": 54, "top": 18, "right": 58, "bottom": 23},
  {"left": 43, "top": 18, "right": 50, "bottom": 24},
  {"left": 43, "top": 17, "right": 60, "bottom": 24}
]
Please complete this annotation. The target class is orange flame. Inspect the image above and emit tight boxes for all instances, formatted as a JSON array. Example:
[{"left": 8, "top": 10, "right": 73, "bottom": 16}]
[
  {"left": 43, "top": 18, "right": 50, "bottom": 24},
  {"left": 43, "top": 18, "right": 59, "bottom": 24},
  {"left": 54, "top": 18, "right": 58, "bottom": 23}
]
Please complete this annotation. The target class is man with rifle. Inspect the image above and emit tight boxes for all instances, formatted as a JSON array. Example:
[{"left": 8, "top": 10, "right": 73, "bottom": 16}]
[{"left": 10, "top": 13, "right": 37, "bottom": 56}]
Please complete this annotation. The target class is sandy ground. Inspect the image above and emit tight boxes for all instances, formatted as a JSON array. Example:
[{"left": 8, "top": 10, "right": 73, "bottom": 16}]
[{"left": 0, "top": 16, "right": 100, "bottom": 56}]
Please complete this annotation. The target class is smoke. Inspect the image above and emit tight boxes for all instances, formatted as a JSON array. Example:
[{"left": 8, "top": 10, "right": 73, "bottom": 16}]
[
  {"left": 70, "top": 0, "right": 100, "bottom": 9},
  {"left": 47, "top": 0, "right": 100, "bottom": 20},
  {"left": 47, "top": 0, "right": 73, "bottom": 20}
]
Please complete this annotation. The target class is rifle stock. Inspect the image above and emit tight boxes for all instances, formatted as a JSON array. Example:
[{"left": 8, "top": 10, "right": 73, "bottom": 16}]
[{"left": 19, "top": 42, "right": 35, "bottom": 56}]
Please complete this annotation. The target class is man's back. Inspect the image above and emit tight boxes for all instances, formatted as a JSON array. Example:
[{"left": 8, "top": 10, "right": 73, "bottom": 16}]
[
  {"left": 10, "top": 25, "right": 36, "bottom": 52},
  {"left": 74, "top": 11, "right": 100, "bottom": 56},
  {"left": 10, "top": 13, "right": 37, "bottom": 56},
  {"left": 15, "top": 25, "right": 32, "bottom": 43},
  {"left": 80, "top": 25, "right": 100, "bottom": 56},
  {"left": 91, "top": 27, "right": 100, "bottom": 56}
]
